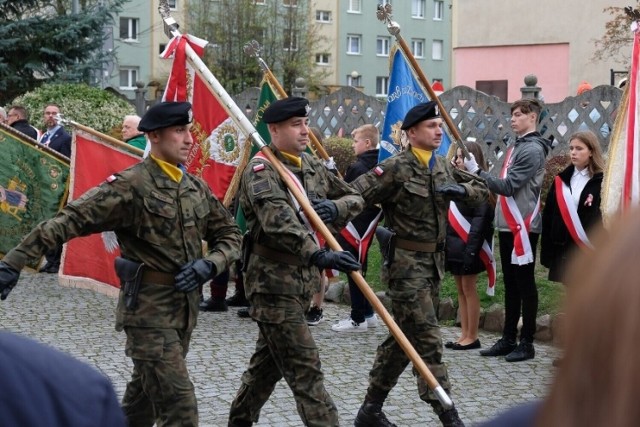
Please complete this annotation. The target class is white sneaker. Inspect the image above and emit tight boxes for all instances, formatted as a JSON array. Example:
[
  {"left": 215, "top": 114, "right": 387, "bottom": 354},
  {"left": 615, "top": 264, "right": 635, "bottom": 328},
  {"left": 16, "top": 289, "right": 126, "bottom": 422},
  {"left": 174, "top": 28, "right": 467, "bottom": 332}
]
[
  {"left": 331, "top": 317, "right": 368, "bottom": 333},
  {"left": 366, "top": 314, "right": 380, "bottom": 328}
]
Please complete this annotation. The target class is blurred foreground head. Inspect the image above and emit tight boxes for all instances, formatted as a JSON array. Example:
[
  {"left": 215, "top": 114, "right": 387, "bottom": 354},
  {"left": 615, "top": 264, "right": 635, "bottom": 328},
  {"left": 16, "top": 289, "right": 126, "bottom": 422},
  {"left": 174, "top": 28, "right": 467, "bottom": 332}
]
[{"left": 537, "top": 211, "right": 640, "bottom": 426}]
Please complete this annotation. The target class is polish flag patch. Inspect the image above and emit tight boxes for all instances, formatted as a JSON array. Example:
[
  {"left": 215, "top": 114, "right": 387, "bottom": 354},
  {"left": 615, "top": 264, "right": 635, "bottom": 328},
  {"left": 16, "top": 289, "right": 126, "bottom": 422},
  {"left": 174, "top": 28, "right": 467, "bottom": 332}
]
[
  {"left": 374, "top": 166, "right": 384, "bottom": 176},
  {"left": 253, "top": 163, "right": 266, "bottom": 172}
]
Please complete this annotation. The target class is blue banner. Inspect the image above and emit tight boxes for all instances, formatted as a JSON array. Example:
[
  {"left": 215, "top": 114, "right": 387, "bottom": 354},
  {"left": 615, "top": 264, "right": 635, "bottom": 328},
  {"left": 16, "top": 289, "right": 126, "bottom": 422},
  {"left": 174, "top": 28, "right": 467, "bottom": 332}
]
[{"left": 379, "top": 48, "right": 451, "bottom": 162}]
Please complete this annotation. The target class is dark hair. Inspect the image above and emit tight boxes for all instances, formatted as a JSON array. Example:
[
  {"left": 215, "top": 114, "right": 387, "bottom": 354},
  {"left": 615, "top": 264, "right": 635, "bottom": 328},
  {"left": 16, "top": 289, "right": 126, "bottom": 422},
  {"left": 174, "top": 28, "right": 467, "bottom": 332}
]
[
  {"left": 569, "top": 131, "right": 605, "bottom": 176},
  {"left": 8, "top": 105, "right": 28, "bottom": 120},
  {"left": 510, "top": 99, "right": 542, "bottom": 118}
]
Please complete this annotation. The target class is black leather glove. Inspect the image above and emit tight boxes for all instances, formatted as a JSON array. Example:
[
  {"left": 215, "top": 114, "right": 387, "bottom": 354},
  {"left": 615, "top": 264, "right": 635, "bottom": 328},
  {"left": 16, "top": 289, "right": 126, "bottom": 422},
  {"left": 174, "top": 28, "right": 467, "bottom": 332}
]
[
  {"left": 435, "top": 183, "right": 467, "bottom": 200},
  {"left": 0, "top": 261, "right": 20, "bottom": 301},
  {"left": 310, "top": 249, "right": 361, "bottom": 272},
  {"left": 311, "top": 199, "right": 338, "bottom": 223},
  {"left": 174, "top": 259, "right": 215, "bottom": 293}
]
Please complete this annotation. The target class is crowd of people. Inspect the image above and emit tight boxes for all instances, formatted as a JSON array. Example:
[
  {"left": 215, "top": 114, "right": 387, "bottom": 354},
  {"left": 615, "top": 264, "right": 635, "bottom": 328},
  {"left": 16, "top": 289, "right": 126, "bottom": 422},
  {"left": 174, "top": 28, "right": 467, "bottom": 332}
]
[{"left": 0, "top": 90, "right": 617, "bottom": 427}]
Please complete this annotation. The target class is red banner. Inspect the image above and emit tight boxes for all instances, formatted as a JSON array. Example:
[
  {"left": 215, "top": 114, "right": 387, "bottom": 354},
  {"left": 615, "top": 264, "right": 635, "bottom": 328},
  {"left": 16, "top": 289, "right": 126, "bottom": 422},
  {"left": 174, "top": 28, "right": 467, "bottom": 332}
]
[
  {"left": 59, "top": 133, "right": 141, "bottom": 294},
  {"left": 161, "top": 34, "right": 245, "bottom": 200}
]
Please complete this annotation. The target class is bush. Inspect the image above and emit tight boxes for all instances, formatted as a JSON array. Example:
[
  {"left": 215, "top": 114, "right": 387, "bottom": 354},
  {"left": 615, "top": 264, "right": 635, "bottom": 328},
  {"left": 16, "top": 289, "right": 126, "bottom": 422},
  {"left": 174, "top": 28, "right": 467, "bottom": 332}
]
[
  {"left": 11, "top": 83, "right": 135, "bottom": 135},
  {"left": 324, "top": 136, "right": 356, "bottom": 176}
]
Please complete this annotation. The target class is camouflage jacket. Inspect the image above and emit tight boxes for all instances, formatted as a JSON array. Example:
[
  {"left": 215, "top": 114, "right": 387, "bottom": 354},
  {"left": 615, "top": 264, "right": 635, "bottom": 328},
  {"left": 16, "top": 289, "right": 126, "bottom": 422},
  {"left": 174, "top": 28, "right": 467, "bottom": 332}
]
[
  {"left": 4, "top": 157, "right": 242, "bottom": 331},
  {"left": 351, "top": 146, "right": 488, "bottom": 281},
  {"left": 240, "top": 148, "right": 363, "bottom": 297}
]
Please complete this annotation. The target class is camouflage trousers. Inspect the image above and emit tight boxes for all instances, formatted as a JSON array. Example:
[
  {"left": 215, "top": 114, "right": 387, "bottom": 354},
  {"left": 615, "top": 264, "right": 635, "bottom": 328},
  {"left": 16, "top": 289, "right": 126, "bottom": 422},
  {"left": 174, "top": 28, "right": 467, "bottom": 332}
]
[
  {"left": 366, "top": 277, "right": 451, "bottom": 405},
  {"left": 121, "top": 327, "right": 198, "bottom": 427},
  {"left": 228, "top": 293, "right": 339, "bottom": 427}
]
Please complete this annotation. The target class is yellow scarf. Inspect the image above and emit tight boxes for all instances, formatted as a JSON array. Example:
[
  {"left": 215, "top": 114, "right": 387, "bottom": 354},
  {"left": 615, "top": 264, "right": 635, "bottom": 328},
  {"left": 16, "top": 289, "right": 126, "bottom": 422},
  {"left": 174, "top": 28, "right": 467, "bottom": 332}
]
[
  {"left": 411, "top": 146, "right": 433, "bottom": 167},
  {"left": 150, "top": 154, "right": 183, "bottom": 183},
  {"left": 280, "top": 151, "right": 302, "bottom": 168}
]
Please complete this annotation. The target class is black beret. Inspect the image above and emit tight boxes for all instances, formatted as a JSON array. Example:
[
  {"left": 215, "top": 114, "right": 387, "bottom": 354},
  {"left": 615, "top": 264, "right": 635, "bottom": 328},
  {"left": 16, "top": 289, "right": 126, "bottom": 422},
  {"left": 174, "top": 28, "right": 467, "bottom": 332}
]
[
  {"left": 401, "top": 101, "right": 441, "bottom": 130},
  {"left": 138, "top": 101, "right": 193, "bottom": 132},
  {"left": 263, "top": 97, "right": 310, "bottom": 124}
]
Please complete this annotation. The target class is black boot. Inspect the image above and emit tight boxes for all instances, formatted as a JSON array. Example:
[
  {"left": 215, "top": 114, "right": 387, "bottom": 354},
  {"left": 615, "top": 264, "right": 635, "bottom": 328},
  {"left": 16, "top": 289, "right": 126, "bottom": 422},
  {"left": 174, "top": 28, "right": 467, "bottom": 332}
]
[
  {"left": 199, "top": 297, "right": 228, "bottom": 312},
  {"left": 226, "top": 292, "right": 250, "bottom": 307},
  {"left": 505, "top": 340, "right": 535, "bottom": 362},
  {"left": 354, "top": 402, "right": 397, "bottom": 427},
  {"left": 439, "top": 407, "right": 465, "bottom": 427},
  {"left": 479, "top": 337, "right": 517, "bottom": 357}
]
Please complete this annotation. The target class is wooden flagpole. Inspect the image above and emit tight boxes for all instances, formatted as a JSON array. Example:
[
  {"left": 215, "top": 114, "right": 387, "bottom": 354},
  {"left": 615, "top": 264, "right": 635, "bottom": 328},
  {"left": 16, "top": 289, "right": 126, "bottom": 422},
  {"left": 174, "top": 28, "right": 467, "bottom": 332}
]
[{"left": 157, "top": 0, "right": 453, "bottom": 409}]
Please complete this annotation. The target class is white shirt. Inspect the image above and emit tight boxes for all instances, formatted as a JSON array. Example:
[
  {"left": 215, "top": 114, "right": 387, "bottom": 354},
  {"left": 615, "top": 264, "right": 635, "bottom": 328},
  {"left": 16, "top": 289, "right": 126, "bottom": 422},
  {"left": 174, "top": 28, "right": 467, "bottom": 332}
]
[{"left": 570, "top": 167, "right": 590, "bottom": 207}]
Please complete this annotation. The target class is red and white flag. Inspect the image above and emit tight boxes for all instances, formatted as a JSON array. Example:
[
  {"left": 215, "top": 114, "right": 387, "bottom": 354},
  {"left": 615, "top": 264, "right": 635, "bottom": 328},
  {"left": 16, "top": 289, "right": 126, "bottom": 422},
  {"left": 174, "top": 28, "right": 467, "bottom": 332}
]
[
  {"left": 58, "top": 132, "right": 140, "bottom": 296},
  {"left": 161, "top": 34, "right": 246, "bottom": 200},
  {"left": 602, "top": 23, "right": 640, "bottom": 225}
]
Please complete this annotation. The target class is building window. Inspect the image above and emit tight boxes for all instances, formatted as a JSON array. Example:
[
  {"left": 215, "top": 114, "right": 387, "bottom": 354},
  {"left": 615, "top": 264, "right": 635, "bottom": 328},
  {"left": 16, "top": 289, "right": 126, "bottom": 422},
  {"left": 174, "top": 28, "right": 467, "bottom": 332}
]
[
  {"left": 433, "top": 0, "right": 443, "bottom": 20},
  {"left": 168, "top": 0, "right": 177, "bottom": 9},
  {"left": 316, "top": 53, "right": 330, "bottom": 65},
  {"left": 283, "top": 0, "right": 297, "bottom": 7},
  {"left": 377, "top": 0, "right": 392, "bottom": 5},
  {"left": 159, "top": 44, "right": 167, "bottom": 54},
  {"left": 432, "top": 39, "right": 443, "bottom": 60},
  {"left": 284, "top": 31, "right": 298, "bottom": 51},
  {"left": 347, "top": 74, "right": 361, "bottom": 87},
  {"left": 119, "top": 67, "right": 139, "bottom": 89},
  {"left": 348, "top": 0, "right": 361, "bottom": 13},
  {"left": 411, "top": 39, "right": 424, "bottom": 58},
  {"left": 119, "top": 17, "right": 139, "bottom": 41},
  {"left": 376, "top": 37, "right": 390, "bottom": 56},
  {"left": 376, "top": 76, "right": 389, "bottom": 96},
  {"left": 347, "top": 34, "right": 361, "bottom": 54},
  {"left": 412, "top": 0, "right": 425, "bottom": 18},
  {"left": 316, "top": 10, "right": 331, "bottom": 22}
]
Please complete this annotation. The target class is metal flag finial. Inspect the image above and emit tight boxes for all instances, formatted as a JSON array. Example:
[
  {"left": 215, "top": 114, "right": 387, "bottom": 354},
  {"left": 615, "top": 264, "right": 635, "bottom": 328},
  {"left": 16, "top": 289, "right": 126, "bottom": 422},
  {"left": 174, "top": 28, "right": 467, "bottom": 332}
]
[
  {"left": 376, "top": 4, "right": 401, "bottom": 36},
  {"left": 243, "top": 40, "right": 261, "bottom": 58}
]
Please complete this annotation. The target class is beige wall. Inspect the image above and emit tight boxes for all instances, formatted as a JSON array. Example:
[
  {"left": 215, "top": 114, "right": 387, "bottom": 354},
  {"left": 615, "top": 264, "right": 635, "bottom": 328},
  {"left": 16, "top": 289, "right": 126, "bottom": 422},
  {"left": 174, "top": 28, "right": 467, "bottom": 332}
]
[
  {"left": 313, "top": 0, "right": 338, "bottom": 86},
  {"left": 453, "top": 0, "right": 631, "bottom": 96}
]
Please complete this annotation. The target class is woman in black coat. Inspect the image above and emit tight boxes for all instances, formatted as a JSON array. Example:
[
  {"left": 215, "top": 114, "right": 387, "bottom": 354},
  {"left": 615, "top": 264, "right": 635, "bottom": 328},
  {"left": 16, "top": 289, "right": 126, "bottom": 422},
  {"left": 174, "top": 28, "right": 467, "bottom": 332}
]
[
  {"left": 445, "top": 141, "right": 495, "bottom": 350},
  {"left": 541, "top": 131, "right": 605, "bottom": 283}
]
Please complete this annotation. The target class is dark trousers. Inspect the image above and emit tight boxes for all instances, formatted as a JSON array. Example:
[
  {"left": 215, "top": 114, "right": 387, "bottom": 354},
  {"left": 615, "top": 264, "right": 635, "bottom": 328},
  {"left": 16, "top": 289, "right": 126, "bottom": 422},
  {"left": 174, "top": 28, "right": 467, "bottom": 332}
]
[
  {"left": 337, "top": 234, "right": 374, "bottom": 324},
  {"left": 498, "top": 231, "right": 539, "bottom": 343}
]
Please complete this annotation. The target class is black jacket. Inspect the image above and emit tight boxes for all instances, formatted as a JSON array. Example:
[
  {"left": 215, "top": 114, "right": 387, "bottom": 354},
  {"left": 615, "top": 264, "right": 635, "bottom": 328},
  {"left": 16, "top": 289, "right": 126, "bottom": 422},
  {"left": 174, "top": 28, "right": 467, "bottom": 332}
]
[
  {"left": 343, "top": 149, "right": 382, "bottom": 236},
  {"left": 540, "top": 165, "right": 603, "bottom": 282},
  {"left": 11, "top": 119, "right": 38, "bottom": 141},
  {"left": 42, "top": 126, "right": 72, "bottom": 158},
  {"left": 445, "top": 200, "right": 494, "bottom": 273}
]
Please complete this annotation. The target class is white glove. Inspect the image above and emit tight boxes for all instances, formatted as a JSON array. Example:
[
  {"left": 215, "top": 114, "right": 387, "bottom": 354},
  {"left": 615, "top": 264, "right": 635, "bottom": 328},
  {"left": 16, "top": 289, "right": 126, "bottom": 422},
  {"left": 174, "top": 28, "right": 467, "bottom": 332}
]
[{"left": 463, "top": 152, "right": 480, "bottom": 174}]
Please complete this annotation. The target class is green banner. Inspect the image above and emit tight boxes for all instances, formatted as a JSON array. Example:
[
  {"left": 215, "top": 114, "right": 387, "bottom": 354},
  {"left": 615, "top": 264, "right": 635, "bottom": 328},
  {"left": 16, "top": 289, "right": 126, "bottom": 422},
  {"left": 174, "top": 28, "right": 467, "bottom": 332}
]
[{"left": 0, "top": 123, "right": 69, "bottom": 268}]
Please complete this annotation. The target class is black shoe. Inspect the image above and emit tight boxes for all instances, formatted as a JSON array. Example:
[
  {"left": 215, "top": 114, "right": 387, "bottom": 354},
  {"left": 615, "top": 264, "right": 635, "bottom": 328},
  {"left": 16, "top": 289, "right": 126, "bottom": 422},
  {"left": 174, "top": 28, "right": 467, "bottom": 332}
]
[
  {"left": 451, "top": 339, "right": 481, "bottom": 350},
  {"left": 444, "top": 341, "right": 456, "bottom": 349},
  {"left": 199, "top": 297, "right": 228, "bottom": 312},
  {"left": 237, "top": 307, "right": 251, "bottom": 318},
  {"left": 39, "top": 263, "right": 59, "bottom": 274},
  {"left": 354, "top": 402, "right": 397, "bottom": 427},
  {"left": 226, "top": 293, "right": 250, "bottom": 307},
  {"left": 306, "top": 306, "right": 324, "bottom": 326},
  {"left": 505, "top": 341, "right": 535, "bottom": 362},
  {"left": 479, "top": 338, "right": 516, "bottom": 357},
  {"left": 439, "top": 407, "right": 465, "bottom": 427}
]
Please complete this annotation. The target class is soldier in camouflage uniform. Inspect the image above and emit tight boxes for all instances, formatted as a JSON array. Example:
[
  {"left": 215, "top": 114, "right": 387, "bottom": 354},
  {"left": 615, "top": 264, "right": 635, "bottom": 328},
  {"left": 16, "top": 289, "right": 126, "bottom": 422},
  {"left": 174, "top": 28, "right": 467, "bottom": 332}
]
[
  {"left": 228, "top": 97, "right": 363, "bottom": 427},
  {"left": 351, "top": 102, "right": 488, "bottom": 427},
  {"left": 0, "top": 101, "right": 242, "bottom": 427}
]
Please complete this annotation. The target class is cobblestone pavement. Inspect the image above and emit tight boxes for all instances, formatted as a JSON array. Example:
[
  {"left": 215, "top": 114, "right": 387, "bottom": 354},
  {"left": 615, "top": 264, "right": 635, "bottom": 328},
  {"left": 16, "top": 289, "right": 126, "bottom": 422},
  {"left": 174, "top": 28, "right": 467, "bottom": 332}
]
[{"left": 0, "top": 272, "right": 559, "bottom": 426}]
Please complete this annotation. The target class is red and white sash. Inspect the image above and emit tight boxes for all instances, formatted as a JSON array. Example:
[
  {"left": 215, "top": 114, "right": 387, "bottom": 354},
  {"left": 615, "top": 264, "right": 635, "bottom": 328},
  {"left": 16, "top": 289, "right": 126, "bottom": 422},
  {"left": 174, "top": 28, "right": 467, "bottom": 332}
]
[
  {"left": 254, "top": 152, "right": 338, "bottom": 275},
  {"left": 339, "top": 211, "right": 383, "bottom": 263},
  {"left": 554, "top": 176, "right": 594, "bottom": 250},
  {"left": 498, "top": 147, "right": 540, "bottom": 265},
  {"left": 448, "top": 202, "right": 497, "bottom": 296}
]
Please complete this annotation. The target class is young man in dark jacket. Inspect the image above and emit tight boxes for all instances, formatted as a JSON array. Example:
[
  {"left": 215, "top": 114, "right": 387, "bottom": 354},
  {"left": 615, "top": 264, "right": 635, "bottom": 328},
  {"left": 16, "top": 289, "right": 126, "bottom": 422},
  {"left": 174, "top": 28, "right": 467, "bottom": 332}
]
[{"left": 332, "top": 124, "right": 383, "bottom": 332}]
